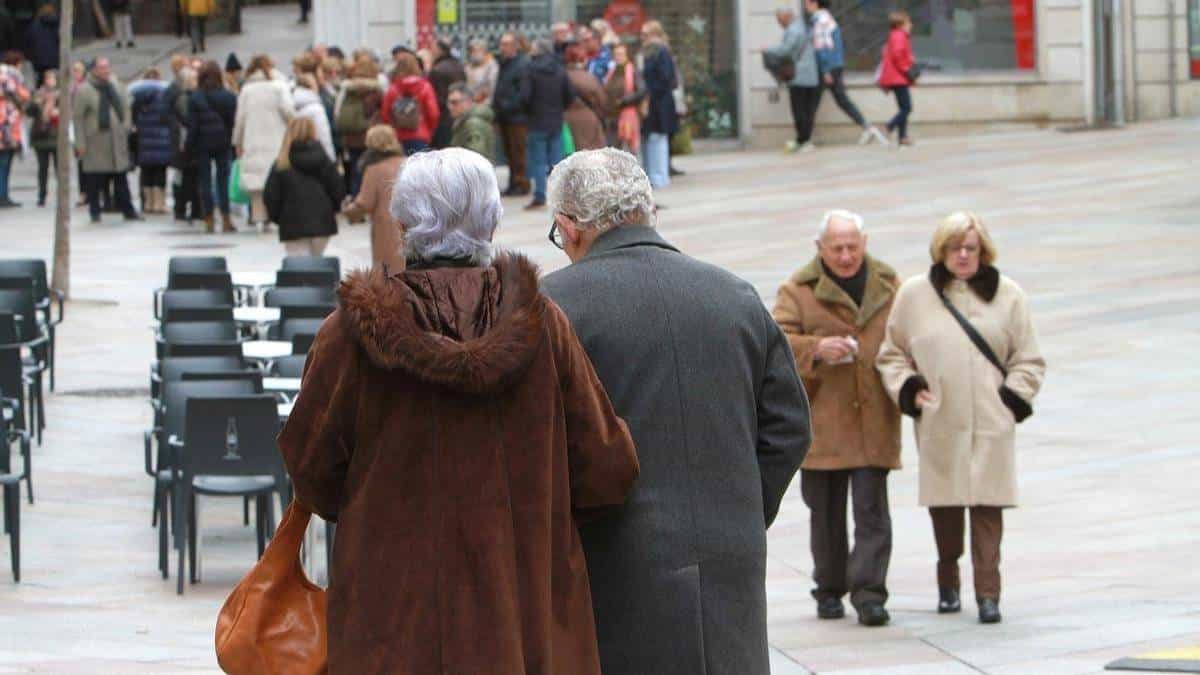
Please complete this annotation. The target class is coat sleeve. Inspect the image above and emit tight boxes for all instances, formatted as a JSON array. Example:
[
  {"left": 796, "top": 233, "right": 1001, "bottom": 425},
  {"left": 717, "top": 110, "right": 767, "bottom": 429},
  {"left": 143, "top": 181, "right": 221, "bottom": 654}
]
[
  {"left": 262, "top": 166, "right": 283, "bottom": 224},
  {"left": 889, "top": 32, "right": 914, "bottom": 78},
  {"left": 756, "top": 308, "right": 811, "bottom": 528},
  {"left": 421, "top": 82, "right": 440, "bottom": 132},
  {"left": 321, "top": 157, "right": 347, "bottom": 206},
  {"left": 232, "top": 91, "right": 247, "bottom": 148},
  {"left": 1001, "top": 286, "right": 1046, "bottom": 404},
  {"left": 72, "top": 90, "right": 89, "bottom": 158},
  {"left": 875, "top": 281, "right": 927, "bottom": 417},
  {"left": 380, "top": 86, "right": 396, "bottom": 126},
  {"left": 546, "top": 301, "right": 639, "bottom": 523},
  {"left": 342, "top": 164, "right": 375, "bottom": 222},
  {"left": 277, "top": 312, "right": 359, "bottom": 522},
  {"left": 771, "top": 282, "right": 822, "bottom": 379}
]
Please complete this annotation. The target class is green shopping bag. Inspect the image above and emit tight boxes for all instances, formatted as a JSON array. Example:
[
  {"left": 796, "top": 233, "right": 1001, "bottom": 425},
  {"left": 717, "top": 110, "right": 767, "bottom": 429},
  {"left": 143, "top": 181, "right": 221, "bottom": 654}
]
[
  {"left": 229, "top": 160, "right": 250, "bottom": 205},
  {"left": 560, "top": 123, "right": 575, "bottom": 157}
]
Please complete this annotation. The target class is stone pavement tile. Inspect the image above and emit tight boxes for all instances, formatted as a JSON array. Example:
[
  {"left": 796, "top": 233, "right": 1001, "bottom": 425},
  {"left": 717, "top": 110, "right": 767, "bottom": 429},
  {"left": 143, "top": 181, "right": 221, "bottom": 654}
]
[
  {"left": 770, "top": 647, "right": 814, "bottom": 675},
  {"left": 782, "top": 637, "right": 958, "bottom": 672}
]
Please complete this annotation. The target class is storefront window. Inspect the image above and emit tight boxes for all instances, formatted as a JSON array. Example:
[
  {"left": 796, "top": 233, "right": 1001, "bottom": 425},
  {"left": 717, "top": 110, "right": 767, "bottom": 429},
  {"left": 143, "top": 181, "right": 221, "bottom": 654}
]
[
  {"left": 837, "top": 0, "right": 1037, "bottom": 72},
  {"left": 1189, "top": 0, "right": 1200, "bottom": 78},
  {"left": 428, "top": 0, "right": 739, "bottom": 138}
]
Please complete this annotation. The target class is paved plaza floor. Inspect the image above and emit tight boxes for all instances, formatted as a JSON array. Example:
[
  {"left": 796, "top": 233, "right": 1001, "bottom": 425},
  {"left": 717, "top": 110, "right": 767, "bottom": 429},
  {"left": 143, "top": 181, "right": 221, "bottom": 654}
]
[{"left": 0, "top": 55, "right": 1197, "bottom": 672}]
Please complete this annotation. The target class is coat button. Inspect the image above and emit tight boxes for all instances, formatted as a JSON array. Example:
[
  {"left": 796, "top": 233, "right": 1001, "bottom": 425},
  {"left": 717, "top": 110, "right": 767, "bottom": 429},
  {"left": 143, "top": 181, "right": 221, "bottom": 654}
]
[{"left": 852, "top": 401, "right": 861, "bottom": 409}]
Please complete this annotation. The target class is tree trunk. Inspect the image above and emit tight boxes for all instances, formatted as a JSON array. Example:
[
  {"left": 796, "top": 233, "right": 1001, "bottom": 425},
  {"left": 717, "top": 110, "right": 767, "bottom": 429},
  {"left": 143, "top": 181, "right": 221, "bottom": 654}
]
[{"left": 51, "top": 0, "right": 73, "bottom": 298}]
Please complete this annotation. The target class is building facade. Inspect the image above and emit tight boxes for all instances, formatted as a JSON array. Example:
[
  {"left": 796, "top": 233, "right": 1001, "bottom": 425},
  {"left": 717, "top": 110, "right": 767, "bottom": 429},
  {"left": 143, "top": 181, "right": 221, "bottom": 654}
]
[{"left": 315, "top": 0, "right": 1197, "bottom": 146}]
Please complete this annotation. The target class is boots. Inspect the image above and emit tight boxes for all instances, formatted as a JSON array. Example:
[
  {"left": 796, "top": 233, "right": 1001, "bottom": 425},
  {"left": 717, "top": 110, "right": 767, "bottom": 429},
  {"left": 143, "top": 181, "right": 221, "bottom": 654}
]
[
  {"left": 204, "top": 214, "right": 215, "bottom": 233},
  {"left": 221, "top": 212, "right": 236, "bottom": 233}
]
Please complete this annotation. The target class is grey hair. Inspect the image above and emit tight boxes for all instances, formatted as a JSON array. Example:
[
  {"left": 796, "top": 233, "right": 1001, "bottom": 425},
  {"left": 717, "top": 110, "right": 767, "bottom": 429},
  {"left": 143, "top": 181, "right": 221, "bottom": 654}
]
[
  {"left": 531, "top": 38, "right": 554, "bottom": 56},
  {"left": 390, "top": 148, "right": 503, "bottom": 266},
  {"left": 815, "top": 209, "right": 865, "bottom": 240},
  {"left": 547, "top": 148, "right": 655, "bottom": 232},
  {"left": 468, "top": 38, "right": 489, "bottom": 52}
]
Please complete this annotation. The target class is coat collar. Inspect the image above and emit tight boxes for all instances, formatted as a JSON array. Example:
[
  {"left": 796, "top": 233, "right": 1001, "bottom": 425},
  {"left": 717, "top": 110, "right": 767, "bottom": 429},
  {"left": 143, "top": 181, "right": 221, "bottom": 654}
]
[
  {"left": 584, "top": 225, "right": 680, "bottom": 260},
  {"left": 790, "top": 255, "right": 897, "bottom": 326},
  {"left": 929, "top": 263, "right": 1000, "bottom": 302}
]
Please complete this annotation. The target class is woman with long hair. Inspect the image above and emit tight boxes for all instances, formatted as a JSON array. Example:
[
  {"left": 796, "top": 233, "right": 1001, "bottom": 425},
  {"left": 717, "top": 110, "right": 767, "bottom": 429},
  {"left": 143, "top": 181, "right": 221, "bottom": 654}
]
[
  {"left": 562, "top": 43, "right": 609, "bottom": 151},
  {"left": 232, "top": 54, "right": 294, "bottom": 228},
  {"left": 0, "top": 52, "right": 30, "bottom": 207},
  {"left": 380, "top": 51, "right": 439, "bottom": 155},
  {"left": 187, "top": 60, "right": 238, "bottom": 232},
  {"left": 263, "top": 117, "right": 344, "bottom": 256},
  {"left": 603, "top": 43, "right": 647, "bottom": 154},
  {"left": 27, "top": 68, "right": 60, "bottom": 207},
  {"left": 639, "top": 20, "right": 679, "bottom": 187},
  {"left": 334, "top": 58, "right": 384, "bottom": 196}
]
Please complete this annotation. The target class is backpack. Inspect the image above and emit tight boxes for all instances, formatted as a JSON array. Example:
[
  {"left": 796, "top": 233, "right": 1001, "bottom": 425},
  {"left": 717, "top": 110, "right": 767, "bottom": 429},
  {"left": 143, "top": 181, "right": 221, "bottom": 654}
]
[
  {"left": 336, "top": 91, "right": 369, "bottom": 135},
  {"left": 391, "top": 94, "right": 421, "bottom": 131}
]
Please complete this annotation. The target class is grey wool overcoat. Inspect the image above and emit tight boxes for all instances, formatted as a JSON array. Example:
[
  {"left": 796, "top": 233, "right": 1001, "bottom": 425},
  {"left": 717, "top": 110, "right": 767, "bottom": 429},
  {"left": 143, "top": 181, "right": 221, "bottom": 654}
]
[{"left": 542, "top": 226, "right": 812, "bottom": 675}]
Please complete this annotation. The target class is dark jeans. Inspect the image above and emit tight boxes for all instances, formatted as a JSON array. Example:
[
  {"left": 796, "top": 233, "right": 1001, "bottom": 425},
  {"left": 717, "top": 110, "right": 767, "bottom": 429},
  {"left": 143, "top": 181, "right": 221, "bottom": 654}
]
[
  {"left": 344, "top": 147, "right": 365, "bottom": 196},
  {"left": 930, "top": 506, "right": 1003, "bottom": 600},
  {"left": 35, "top": 148, "right": 57, "bottom": 203},
  {"left": 801, "top": 468, "right": 892, "bottom": 609},
  {"left": 820, "top": 69, "right": 867, "bottom": 128},
  {"left": 174, "top": 167, "right": 202, "bottom": 220},
  {"left": 299, "top": 0, "right": 312, "bottom": 21},
  {"left": 85, "top": 172, "right": 136, "bottom": 219},
  {"left": 140, "top": 165, "right": 167, "bottom": 188},
  {"left": 0, "top": 149, "right": 15, "bottom": 201},
  {"left": 196, "top": 149, "right": 232, "bottom": 217},
  {"left": 189, "top": 16, "right": 207, "bottom": 52},
  {"left": 401, "top": 139, "right": 429, "bottom": 155},
  {"left": 788, "top": 85, "right": 821, "bottom": 144},
  {"left": 887, "top": 86, "right": 912, "bottom": 140},
  {"left": 498, "top": 122, "right": 529, "bottom": 192},
  {"left": 525, "top": 129, "right": 562, "bottom": 203}
]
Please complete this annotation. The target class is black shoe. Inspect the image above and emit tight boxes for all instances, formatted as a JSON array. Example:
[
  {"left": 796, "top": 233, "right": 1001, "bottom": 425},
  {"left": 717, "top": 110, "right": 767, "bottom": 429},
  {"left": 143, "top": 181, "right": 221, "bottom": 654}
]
[
  {"left": 938, "top": 587, "right": 961, "bottom": 614},
  {"left": 90, "top": 216, "right": 101, "bottom": 224},
  {"left": 37, "top": 199, "right": 45, "bottom": 207},
  {"left": 816, "top": 597, "right": 845, "bottom": 620},
  {"left": 669, "top": 165, "right": 685, "bottom": 177},
  {"left": 0, "top": 198, "right": 21, "bottom": 208},
  {"left": 523, "top": 200, "right": 546, "bottom": 211},
  {"left": 124, "top": 212, "right": 144, "bottom": 222},
  {"left": 128, "top": 41, "right": 136, "bottom": 48},
  {"left": 115, "top": 42, "right": 123, "bottom": 49},
  {"left": 978, "top": 598, "right": 1001, "bottom": 624},
  {"left": 857, "top": 602, "right": 890, "bottom": 627}
]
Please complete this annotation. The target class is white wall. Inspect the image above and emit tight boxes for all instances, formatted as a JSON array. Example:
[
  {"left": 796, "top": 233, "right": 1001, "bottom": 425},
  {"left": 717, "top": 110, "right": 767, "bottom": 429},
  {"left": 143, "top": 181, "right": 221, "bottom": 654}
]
[
  {"left": 313, "top": 0, "right": 414, "bottom": 54},
  {"left": 1128, "top": 0, "right": 1199, "bottom": 119}
]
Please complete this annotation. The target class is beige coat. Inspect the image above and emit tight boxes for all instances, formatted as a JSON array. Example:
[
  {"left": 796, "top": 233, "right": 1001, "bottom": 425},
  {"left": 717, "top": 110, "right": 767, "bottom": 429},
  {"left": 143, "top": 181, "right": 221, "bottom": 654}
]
[
  {"left": 232, "top": 70, "right": 294, "bottom": 192},
  {"left": 876, "top": 266, "right": 1046, "bottom": 507},
  {"left": 773, "top": 255, "right": 901, "bottom": 471},
  {"left": 343, "top": 152, "right": 406, "bottom": 272},
  {"left": 74, "top": 76, "right": 132, "bottom": 174}
]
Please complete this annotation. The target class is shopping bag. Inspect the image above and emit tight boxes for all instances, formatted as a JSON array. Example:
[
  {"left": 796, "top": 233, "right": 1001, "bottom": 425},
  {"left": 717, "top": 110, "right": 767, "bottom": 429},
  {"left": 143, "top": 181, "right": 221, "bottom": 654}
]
[
  {"left": 229, "top": 159, "right": 249, "bottom": 205},
  {"left": 561, "top": 123, "right": 575, "bottom": 157}
]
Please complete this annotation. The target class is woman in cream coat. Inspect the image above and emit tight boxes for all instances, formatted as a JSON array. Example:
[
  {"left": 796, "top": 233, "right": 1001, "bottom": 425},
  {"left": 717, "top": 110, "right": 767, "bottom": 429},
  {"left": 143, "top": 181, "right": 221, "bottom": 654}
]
[
  {"left": 232, "top": 55, "right": 294, "bottom": 228},
  {"left": 876, "top": 211, "right": 1045, "bottom": 625}
]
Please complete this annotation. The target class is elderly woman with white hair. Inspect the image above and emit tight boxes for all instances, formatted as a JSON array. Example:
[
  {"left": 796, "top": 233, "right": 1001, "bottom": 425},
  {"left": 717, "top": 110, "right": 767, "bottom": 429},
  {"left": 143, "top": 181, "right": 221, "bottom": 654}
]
[
  {"left": 543, "top": 149, "right": 811, "bottom": 675},
  {"left": 876, "top": 211, "right": 1046, "bottom": 625},
  {"left": 279, "top": 147, "right": 639, "bottom": 674}
]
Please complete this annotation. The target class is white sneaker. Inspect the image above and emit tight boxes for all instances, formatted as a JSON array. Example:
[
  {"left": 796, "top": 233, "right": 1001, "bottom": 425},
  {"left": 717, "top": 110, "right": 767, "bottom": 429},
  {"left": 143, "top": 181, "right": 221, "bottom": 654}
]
[
  {"left": 858, "top": 129, "right": 873, "bottom": 145},
  {"left": 799, "top": 142, "right": 816, "bottom": 153},
  {"left": 870, "top": 127, "right": 890, "bottom": 146},
  {"left": 784, "top": 140, "right": 799, "bottom": 153}
]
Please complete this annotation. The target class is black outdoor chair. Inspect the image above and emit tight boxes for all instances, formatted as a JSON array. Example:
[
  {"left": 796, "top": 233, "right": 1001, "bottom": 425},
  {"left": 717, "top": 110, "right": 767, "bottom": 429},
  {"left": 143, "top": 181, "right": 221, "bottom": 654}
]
[
  {"left": 0, "top": 260, "right": 64, "bottom": 391},
  {"left": 275, "top": 269, "right": 338, "bottom": 289},
  {"left": 152, "top": 355, "right": 245, "bottom": 399},
  {"left": 168, "top": 257, "right": 228, "bottom": 277},
  {"left": 281, "top": 256, "right": 340, "bottom": 277},
  {"left": 157, "top": 321, "right": 240, "bottom": 359},
  {"left": 0, "top": 313, "right": 45, "bottom": 449},
  {"left": 159, "top": 289, "right": 236, "bottom": 324},
  {"left": 147, "top": 378, "right": 260, "bottom": 581},
  {"left": 279, "top": 318, "right": 325, "bottom": 343},
  {"left": 271, "top": 354, "right": 308, "bottom": 378},
  {"left": 291, "top": 333, "right": 317, "bottom": 355},
  {"left": 264, "top": 286, "right": 335, "bottom": 309},
  {"left": 173, "top": 395, "right": 290, "bottom": 594},
  {"left": 1, "top": 417, "right": 29, "bottom": 583},
  {"left": 155, "top": 271, "right": 237, "bottom": 319}
]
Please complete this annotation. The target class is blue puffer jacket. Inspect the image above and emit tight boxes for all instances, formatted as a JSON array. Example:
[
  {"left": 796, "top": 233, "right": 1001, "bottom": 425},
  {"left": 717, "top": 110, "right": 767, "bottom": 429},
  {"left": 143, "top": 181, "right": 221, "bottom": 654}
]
[
  {"left": 187, "top": 88, "right": 237, "bottom": 155},
  {"left": 130, "top": 82, "right": 173, "bottom": 167}
]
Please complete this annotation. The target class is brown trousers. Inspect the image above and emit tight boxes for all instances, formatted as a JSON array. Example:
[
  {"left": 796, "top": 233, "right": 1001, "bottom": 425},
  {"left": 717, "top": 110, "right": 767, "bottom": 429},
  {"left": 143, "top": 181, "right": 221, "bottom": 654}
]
[
  {"left": 929, "top": 506, "right": 1003, "bottom": 601},
  {"left": 499, "top": 121, "right": 529, "bottom": 192}
]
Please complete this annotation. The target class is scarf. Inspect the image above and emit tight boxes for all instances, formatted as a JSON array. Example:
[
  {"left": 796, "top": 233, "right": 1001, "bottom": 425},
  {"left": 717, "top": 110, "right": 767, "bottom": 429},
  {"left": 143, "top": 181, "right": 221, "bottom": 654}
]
[
  {"left": 358, "top": 147, "right": 404, "bottom": 175},
  {"left": 612, "top": 65, "right": 640, "bottom": 154},
  {"left": 95, "top": 78, "right": 124, "bottom": 131},
  {"left": 811, "top": 9, "right": 838, "bottom": 52}
]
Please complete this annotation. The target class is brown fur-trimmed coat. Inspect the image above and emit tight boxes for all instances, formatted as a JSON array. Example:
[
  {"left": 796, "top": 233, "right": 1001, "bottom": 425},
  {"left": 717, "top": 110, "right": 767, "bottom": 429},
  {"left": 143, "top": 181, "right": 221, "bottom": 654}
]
[
  {"left": 278, "top": 254, "right": 639, "bottom": 675},
  {"left": 773, "top": 255, "right": 902, "bottom": 471}
]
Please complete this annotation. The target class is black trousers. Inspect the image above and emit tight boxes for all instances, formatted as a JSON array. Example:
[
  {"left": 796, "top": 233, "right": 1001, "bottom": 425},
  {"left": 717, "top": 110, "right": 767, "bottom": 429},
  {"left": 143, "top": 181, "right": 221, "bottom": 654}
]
[
  {"left": 801, "top": 468, "right": 892, "bottom": 609},
  {"left": 820, "top": 68, "right": 867, "bottom": 128},
  {"left": 299, "top": 0, "right": 312, "bottom": 21},
  {"left": 35, "top": 148, "right": 57, "bottom": 204},
  {"left": 84, "top": 172, "right": 136, "bottom": 220},
  {"left": 788, "top": 85, "right": 821, "bottom": 144},
  {"left": 173, "top": 166, "right": 202, "bottom": 221}
]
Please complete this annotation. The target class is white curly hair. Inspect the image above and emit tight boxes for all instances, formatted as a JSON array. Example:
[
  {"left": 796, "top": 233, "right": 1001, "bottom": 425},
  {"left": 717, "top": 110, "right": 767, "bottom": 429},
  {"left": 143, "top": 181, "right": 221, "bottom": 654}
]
[
  {"left": 390, "top": 148, "right": 503, "bottom": 266},
  {"left": 547, "top": 148, "right": 656, "bottom": 232}
]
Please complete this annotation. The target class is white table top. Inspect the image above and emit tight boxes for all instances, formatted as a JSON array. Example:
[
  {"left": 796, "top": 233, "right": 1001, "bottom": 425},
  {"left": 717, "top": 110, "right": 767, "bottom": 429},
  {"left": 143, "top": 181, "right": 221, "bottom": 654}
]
[
  {"left": 278, "top": 401, "right": 295, "bottom": 418},
  {"left": 233, "top": 306, "right": 282, "bottom": 324},
  {"left": 241, "top": 341, "right": 293, "bottom": 360},
  {"left": 231, "top": 271, "right": 276, "bottom": 288},
  {"left": 263, "top": 377, "right": 301, "bottom": 392}
]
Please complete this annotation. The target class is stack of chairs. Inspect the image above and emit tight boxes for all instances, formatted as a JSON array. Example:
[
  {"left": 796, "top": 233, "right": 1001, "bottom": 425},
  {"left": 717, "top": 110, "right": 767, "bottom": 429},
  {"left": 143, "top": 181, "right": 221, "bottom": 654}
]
[
  {"left": 267, "top": 256, "right": 340, "bottom": 357},
  {"left": 0, "top": 260, "right": 61, "bottom": 447}
]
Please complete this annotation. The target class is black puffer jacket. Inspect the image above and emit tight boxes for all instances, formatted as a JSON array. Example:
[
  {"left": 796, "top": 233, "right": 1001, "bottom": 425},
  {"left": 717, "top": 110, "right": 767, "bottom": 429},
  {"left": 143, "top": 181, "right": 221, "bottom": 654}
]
[
  {"left": 519, "top": 53, "right": 575, "bottom": 135},
  {"left": 186, "top": 87, "right": 237, "bottom": 154},
  {"left": 263, "top": 140, "right": 345, "bottom": 241},
  {"left": 493, "top": 53, "right": 528, "bottom": 125}
]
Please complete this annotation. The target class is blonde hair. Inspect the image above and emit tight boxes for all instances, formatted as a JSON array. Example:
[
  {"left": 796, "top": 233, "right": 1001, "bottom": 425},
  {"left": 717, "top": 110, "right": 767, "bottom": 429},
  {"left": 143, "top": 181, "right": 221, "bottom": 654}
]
[
  {"left": 276, "top": 117, "right": 318, "bottom": 171},
  {"left": 642, "top": 20, "right": 668, "bottom": 43},
  {"left": 365, "top": 124, "right": 404, "bottom": 153},
  {"left": 889, "top": 10, "right": 911, "bottom": 28},
  {"left": 930, "top": 211, "right": 997, "bottom": 266}
]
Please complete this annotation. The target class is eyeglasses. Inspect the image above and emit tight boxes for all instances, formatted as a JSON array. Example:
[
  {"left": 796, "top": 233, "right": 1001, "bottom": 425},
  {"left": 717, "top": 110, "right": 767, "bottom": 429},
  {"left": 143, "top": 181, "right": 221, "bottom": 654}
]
[
  {"left": 548, "top": 220, "right": 565, "bottom": 250},
  {"left": 946, "top": 244, "right": 980, "bottom": 255}
]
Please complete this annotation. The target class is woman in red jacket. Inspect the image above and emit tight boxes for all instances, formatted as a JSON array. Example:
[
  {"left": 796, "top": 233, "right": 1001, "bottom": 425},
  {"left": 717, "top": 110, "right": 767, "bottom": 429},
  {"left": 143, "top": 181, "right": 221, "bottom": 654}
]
[
  {"left": 877, "top": 11, "right": 915, "bottom": 146},
  {"left": 381, "top": 51, "right": 440, "bottom": 154}
]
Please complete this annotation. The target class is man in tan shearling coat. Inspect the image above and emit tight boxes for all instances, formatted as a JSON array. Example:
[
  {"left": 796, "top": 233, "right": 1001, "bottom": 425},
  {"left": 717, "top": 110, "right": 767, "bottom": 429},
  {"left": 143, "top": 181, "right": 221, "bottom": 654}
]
[{"left": 773, "top": 210, "right": 901, "bottom": 627}]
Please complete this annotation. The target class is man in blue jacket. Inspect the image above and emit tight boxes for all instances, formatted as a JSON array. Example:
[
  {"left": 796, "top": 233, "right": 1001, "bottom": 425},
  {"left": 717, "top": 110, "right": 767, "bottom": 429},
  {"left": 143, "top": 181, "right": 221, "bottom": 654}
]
[
  {"left": 806, "top": 0, "right": 888, "bottom": 145},
  {"left": 766, "top": 7, "right": 820, "bottom": 153}
]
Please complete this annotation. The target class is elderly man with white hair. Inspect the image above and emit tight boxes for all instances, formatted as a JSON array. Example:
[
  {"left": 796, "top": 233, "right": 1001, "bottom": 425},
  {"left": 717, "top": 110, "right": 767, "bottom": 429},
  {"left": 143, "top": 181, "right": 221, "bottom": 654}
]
[
  {"left": 541, "top": 148, "right": 811, "bottom": 675},
  {"left": 771, "top": 209, "right": 902, "bottom": 627},
  {"left": 279, "top": 148, "right": 639, "bottom": 674}
]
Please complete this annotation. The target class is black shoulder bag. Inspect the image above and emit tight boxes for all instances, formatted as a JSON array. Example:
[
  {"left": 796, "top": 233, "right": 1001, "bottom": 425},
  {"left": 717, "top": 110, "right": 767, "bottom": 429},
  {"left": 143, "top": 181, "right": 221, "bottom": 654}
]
[{"left": 938, "top": 293, "right": 1033, "bottom": 423}]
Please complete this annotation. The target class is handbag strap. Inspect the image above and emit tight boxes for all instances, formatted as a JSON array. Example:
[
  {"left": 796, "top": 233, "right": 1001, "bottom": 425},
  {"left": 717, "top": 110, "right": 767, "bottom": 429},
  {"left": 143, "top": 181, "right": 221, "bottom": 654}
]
[{"left": 938, "top": 292, "right": 1007, "bottom": 377}]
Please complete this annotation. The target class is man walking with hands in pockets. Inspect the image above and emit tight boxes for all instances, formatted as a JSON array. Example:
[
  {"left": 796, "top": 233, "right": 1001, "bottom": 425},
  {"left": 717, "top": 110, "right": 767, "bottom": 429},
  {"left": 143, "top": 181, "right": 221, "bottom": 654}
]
[{"left": 773, "top": 209, "right": 902, "bottom": 627}]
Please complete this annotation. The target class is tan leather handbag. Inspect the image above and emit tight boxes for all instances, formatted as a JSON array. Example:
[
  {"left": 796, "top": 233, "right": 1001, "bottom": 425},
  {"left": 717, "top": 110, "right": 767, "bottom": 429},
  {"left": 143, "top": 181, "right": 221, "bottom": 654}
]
[{"left": 215, "top": 501, "right": 328, "bottom": 675}]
